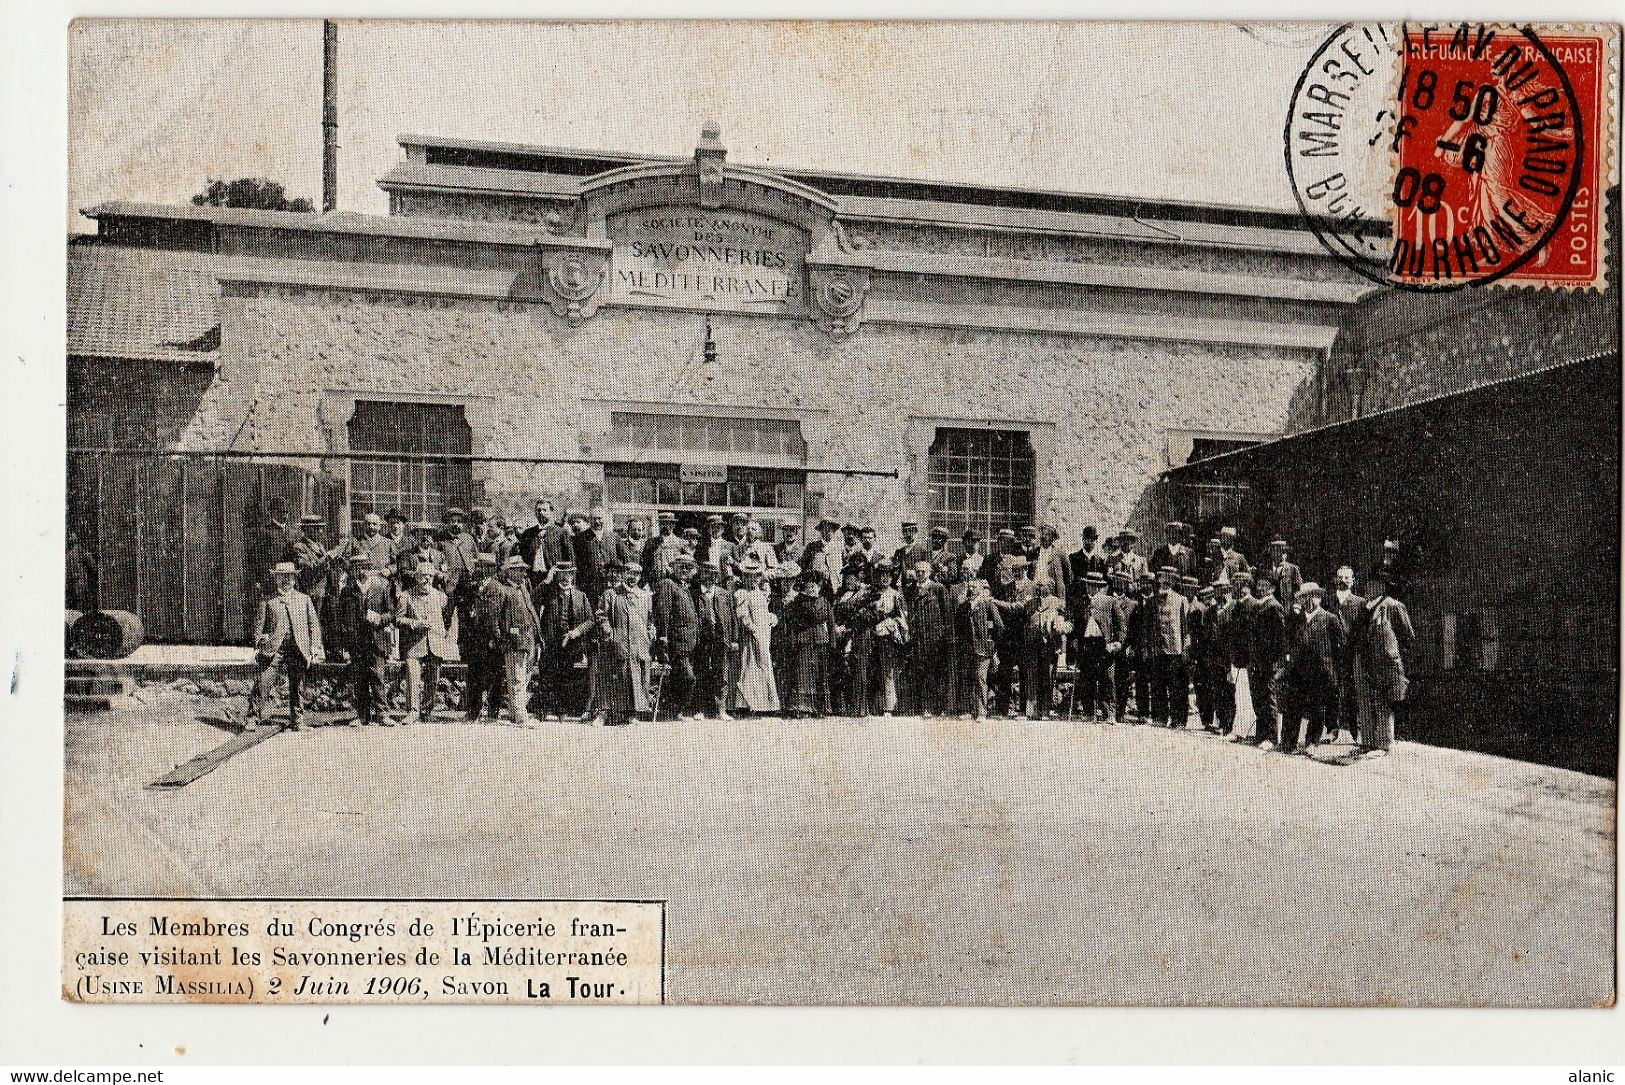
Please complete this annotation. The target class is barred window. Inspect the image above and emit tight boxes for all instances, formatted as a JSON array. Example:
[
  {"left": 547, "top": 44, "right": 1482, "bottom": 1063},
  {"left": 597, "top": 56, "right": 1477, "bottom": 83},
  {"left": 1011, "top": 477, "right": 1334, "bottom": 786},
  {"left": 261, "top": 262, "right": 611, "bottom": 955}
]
[
  {"left": 927, "top": 427, "right": 1035, "bottom": 542},
  {"left": 347, "top": 400, "right": 472, "bottom": 526}
]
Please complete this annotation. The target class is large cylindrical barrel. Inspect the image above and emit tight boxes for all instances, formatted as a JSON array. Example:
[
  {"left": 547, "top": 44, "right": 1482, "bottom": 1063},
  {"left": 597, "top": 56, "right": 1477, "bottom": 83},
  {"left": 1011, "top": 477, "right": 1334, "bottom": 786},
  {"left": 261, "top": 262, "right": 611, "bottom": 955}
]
[{"left": 70, "top": 610, "right": 145, "bottom": 660}]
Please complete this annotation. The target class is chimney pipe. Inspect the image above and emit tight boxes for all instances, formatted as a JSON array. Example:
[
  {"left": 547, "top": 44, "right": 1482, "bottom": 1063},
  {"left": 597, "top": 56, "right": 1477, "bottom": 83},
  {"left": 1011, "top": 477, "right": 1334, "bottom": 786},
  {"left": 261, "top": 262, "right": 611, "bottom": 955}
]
[{"left": 321, "top": 20, "right": 338, "bottom": 213}]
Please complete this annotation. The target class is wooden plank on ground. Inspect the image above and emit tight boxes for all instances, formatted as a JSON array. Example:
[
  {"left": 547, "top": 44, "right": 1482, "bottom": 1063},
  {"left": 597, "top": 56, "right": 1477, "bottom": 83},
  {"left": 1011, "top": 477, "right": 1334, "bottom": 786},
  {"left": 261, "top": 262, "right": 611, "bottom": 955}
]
[{"left": 145, "top": 722, "right": 284, "bottom": 790}]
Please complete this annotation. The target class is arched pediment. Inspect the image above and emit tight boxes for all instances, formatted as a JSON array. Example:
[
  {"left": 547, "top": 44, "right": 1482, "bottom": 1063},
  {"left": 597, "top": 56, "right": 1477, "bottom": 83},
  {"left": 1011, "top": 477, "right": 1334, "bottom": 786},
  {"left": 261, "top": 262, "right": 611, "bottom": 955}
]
[{"left": 577, "top": 126, "right": 837, "bottom": 238}]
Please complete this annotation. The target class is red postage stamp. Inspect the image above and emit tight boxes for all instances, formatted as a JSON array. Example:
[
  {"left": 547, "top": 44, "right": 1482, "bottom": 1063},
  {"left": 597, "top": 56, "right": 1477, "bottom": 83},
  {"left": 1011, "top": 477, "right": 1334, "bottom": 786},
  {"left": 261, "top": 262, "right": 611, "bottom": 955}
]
[
  {"left": 1392, "top": 24, "right": 1617, "bottom": 289},
  {"left": 1287, "top": 22, "right": 1619, "bottom": 291}
]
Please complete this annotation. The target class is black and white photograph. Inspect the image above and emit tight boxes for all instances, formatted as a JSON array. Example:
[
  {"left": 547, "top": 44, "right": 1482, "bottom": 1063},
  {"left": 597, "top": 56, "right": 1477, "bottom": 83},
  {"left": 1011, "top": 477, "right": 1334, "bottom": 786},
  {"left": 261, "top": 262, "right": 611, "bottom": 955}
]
[{"left": 44, "top": 16, "right": 1622, "bottom": 1016}]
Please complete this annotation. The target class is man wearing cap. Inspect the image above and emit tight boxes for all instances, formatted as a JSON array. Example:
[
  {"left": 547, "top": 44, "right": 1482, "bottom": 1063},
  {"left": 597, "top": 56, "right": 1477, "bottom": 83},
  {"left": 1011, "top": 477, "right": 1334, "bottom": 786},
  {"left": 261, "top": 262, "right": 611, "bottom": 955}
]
[
  {"left": 395, "top": 561, "right": 455, "bottom": 723},
  {"left": 1224, "top": 570, "right": 1256, "bottom": 736},
  {"left": 955, "top": 576, "right": 1003, "bottom": 720},
  {"left": 492, "top": 555, "right": 542, "bottom": 727},
  {"left": 1279, "top": 582, "right": 1346, "bottom": 753},
  {"left": 923, "top": 526, "right": 954, "bottom": 582},
  {"left": 988, "top": 556, "right": 1038, "bottom": 718},
  {"left": 652, "top": 553, "right": 702, "bottom": 719},
  {"left": 1244, "top": 572, "right": 1287, "bottom": 746},
  {"left": 1072, "top": 571, "right": 1120, "bottom": 722},
  {"left": 693, "top": 561, "right": 740, "bottom": 720},
  {"left": 1032, "top": 524, "right": 1071, "bottom": 602},
  {"left": 247, "top": 561, "right": 324, "bottom": 731},
  {"left": 440, "top": 505, "right": 477, "bottom": 582},
  {"left": 291, "top": 513, "right": 334, "bottom": 615},
  {"left": 892, "top": 521, "right": 928, "bottom": 576},
  {"left": 1151, "top": 522, "right": 1197, "bottom": 580},
  {"left": 463, "top": 552, "right": 505, "bottom": 721},
  {"left": 1109, "top": 529, "right": 1149, "bottom": 585},
  {"left": 1190, "top": 579, "right": 1236, "bottom": 734},
  {"left": 799, "top": 518, "right": 840, "bottom": 594},
  {"left": 1121, "top": 570, "right": 1160, "bottom": 722},
  {"left": 399, "top": 524, "right": 448, "bottom": 596},
  {"left": 518, "top": 499, "right": 569, "bottom": 590},
  {"left": 1197, "top": 537, "right": 1227, "bottom": 585},
  {"left": 1106, "top": 567, "right": 1138, "bottom": 723},
  {"left": 338, "top": 553, "right": 395, "bottom": 727},
  {"left": 1143, "top": 567, "right": 1194, "bottom": 728},
  {"left": 1263, "top": 538, "right": 1303, "bottom": 609}
]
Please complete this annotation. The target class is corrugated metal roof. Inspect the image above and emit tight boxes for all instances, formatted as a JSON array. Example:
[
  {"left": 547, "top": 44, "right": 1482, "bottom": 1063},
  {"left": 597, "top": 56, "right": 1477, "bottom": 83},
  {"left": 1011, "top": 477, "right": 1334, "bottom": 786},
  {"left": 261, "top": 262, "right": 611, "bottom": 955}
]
[{"left": 67, "top": 245, "right": 220, "bottom": 363}]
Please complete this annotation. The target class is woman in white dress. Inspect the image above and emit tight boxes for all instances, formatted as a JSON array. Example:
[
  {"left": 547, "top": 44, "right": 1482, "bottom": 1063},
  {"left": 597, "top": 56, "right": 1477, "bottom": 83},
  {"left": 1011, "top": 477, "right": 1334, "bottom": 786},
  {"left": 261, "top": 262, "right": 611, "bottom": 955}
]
[{"left": 733, "top": 557, "right": 781, "bottom": 714}]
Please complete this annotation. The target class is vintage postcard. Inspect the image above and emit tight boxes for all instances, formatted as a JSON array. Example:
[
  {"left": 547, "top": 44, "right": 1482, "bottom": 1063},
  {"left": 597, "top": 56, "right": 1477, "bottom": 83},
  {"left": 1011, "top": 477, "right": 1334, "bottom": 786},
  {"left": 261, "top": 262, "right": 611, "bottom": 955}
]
[{"left": 58, "top": 18, "right": 1619, "bottom": 1010}]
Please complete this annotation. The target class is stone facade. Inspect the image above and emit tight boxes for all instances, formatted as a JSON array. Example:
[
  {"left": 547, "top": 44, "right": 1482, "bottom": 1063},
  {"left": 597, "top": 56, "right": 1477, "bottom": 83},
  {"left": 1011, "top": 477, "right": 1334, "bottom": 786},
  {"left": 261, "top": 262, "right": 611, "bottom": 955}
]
[
  {"left": 195, "top": 282, "right": 1315, "bottom": 537},
  {"left": 78, "top": 126, "right": 1365, "bottom": 563}
]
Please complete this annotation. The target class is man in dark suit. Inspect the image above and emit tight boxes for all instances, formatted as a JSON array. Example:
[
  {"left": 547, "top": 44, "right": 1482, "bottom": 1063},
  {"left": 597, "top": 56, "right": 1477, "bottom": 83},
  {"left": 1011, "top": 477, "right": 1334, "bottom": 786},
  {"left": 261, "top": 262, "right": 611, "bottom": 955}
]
[
  {"left": 1245, "top": 572, "right": 1287, "bottom": 746},
  {"left": 1280, "top": 582, "right": 1347, "bottom": 753},
  {"left": 569, "top": 510, "right": 610, "bottom": 602},
  {"left": 1190, "top": 580, "right": 1236, "bottom": 733},
  {"left": 463, "top": 552, "right": 505, "bottom": 721},
  {"left": 1329, "top": 564, "right": 1366, "bottom": 743},
  {"left": 1263, "top": 538, "right": 1303, "bottom": 610},
  {"left": 338, "top": 553, "right": 395, "bottom": 727},
  {"left": 694, "top": 561, "right": 740, "bottom": 719},
  {"left": 247, "top": 561, "right": 324, "bottom": 731},
  {"left": 893, "top": 520, "right": 929, "bottom": 573},
  {"left": 1145, "top": 567, "right": 1193, "bottom": 728},
  {"left": 1150, "top": 521, "right": 1197, "bottom": 580},
  {"left": 652, "top": 554, "right": 702, "bottom": 719},
  {"left": 1107, "top": 568, "right": 1139, "bottom": 722},
  {"left": 518, "top": 499, "right": 570, "bottom": 588},
  {"left": 538, "top": 560, "right": 595, "bottom": 721},
  {"left": 988, "top": 556, "right": 1038, "bottom": 717},
  {"left": 956, "top": 577, "right": 1003, "bottom": 719},
  {"left": 904, "top": 560, "right": 953, "bottom": 716},
  {"left": 1217, "top": 527, "right": 1251, "bottom": 582},
  {"left": 1072, "top": 571, "right": 1121, "bottom": 722}
]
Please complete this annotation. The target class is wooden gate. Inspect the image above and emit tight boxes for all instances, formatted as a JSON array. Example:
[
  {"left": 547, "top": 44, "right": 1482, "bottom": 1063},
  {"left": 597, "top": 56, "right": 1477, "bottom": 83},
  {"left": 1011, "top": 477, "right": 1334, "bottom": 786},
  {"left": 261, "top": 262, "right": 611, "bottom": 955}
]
[{"left": 68, "top": 452, "right": 347, "bottom": 645}]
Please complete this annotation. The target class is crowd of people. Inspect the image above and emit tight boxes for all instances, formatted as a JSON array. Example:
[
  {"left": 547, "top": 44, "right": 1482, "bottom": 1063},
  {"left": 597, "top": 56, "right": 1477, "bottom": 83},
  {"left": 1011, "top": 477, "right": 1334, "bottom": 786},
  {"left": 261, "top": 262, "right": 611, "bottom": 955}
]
[{"left": 245, "top": 496, "right": 1416, "bottom": 756}]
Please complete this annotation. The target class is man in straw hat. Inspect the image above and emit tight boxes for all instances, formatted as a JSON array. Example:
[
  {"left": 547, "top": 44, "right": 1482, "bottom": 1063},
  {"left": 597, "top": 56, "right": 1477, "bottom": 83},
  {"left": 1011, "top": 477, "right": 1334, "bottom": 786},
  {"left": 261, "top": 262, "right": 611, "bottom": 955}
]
[
  {"left": 1278, "top": 581, "right": 1346, "bottom": 754},
  {"left": 492, "top": 555, "right": 542, "bottom": 727},
  {"left": 246, "top": 560, "right": 324, "bottom": 732},
  {"left": 396, "top": 558, "right": 455, "bottom": 723}
]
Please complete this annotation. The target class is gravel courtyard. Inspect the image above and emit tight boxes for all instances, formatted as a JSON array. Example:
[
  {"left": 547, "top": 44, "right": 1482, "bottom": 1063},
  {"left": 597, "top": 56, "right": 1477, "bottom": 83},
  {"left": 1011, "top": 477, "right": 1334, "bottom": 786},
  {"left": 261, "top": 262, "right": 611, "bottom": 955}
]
[{"left": 64, "top": 692, "right": 1616, "bottom": 1007}]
